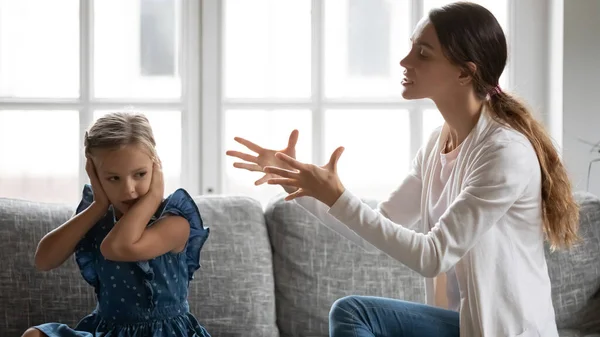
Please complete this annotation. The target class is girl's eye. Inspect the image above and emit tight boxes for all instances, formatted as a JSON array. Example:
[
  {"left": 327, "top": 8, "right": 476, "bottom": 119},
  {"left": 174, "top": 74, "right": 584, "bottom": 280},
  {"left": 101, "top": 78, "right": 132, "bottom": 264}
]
[
  {"left": 108, "top": 176, "right": 119, "bottom": 181},
  {"left": 419, "top": 48, "right": 428, "bottom": 58},
  {"left": 136, "top": 172, "right": 147, "bottom": 178}
]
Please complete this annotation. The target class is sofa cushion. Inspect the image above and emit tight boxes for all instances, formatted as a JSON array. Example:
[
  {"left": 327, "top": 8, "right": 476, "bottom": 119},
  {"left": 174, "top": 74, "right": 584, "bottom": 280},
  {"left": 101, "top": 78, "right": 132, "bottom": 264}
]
[
  {"left": 188, "top": 195, "right": 279, "bottom": 337},
  {"left": 0, "top": 198, "right": 96, "bottom": 336},
  {"left": 0, "top": 195, "right": 279, "bottom": 337},
  {"left": 546, "top": 191, "right": 600, "bottom": 334},
  {"left": 265, "top": 195, "right": 424, "bottom": 337}
]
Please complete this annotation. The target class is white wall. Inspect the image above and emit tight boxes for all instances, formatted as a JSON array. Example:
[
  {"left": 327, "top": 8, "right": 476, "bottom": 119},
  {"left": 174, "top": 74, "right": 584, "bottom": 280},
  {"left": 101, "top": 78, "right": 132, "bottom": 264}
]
[
  {"left": 509, "top": 0, "right": 600, "bottom": 195},
  {"left": 560, "top": 0, "right": 600, "bottom": 195},
  {"left": 510, "top": 0, "right": 550, "bottom": 120},
  {"left": 548, "top": 0, "right": 563, "bottom": 150}
]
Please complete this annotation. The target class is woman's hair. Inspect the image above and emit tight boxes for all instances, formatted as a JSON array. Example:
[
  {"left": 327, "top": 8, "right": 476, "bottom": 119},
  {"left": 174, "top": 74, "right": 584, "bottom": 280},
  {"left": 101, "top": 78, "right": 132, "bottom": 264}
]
[
  {"left": 429, "top": 2, "right": 580, "bottom": 250},
  {"left": 84, "top": 112, "right": 158, "bottom": 160}
]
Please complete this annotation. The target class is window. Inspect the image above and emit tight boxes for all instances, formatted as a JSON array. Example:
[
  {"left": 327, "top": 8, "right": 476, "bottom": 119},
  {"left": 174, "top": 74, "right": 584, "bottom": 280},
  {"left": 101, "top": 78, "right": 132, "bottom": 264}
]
[
  {"left": 0, "top": 0, "right": 200, "bottom": 204},
  {"left": 209, "top": 0, "right": 511, "bottom": 205}
]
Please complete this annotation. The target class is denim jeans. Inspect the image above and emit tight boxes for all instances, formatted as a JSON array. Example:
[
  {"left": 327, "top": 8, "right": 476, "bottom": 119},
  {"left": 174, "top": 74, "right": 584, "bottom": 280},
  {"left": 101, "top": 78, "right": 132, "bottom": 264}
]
[{"left": 329, "top": 295, "right": 460, "bottom": 337}]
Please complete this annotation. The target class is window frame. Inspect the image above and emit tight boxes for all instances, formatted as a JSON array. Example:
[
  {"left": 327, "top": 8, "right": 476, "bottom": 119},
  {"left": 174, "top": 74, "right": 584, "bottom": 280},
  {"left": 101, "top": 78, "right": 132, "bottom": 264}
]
[
  {"left": 201, "top": 0, "right": 516, "bottom": 196},
  {"left": 0, "top": 0, "right": 202, "bottom": 198}
]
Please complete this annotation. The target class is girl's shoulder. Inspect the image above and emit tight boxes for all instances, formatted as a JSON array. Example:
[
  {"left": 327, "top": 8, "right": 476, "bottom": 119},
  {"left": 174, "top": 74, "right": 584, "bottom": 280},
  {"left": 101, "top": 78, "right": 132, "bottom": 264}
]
[{"left": 154, "top": 188, "right": 210, "bottom": 282}]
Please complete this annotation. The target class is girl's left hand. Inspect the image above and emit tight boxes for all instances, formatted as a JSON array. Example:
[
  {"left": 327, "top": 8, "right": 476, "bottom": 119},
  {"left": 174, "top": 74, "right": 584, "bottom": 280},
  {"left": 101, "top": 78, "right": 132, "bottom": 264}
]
[
  {"left": 147, "top": 160, "right": 165, "bottom": 203},
  {"left": 264, "top": 146, "right": 346, "bottom": 207}
]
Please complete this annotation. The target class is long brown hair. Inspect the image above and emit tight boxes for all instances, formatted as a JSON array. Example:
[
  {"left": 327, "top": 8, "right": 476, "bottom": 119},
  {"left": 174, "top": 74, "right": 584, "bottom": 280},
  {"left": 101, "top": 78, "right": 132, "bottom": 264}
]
[{"left": 429, "top": 2, "right": 580, "bottom": 250}]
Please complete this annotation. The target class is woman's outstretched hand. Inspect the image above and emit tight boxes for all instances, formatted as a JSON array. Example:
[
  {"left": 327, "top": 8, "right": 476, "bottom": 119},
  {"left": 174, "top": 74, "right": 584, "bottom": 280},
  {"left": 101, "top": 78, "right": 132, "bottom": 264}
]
[
  {"left": 264, "top": 146, "right": 346, "bottom": 207},
  {"left": 225, "top": 130, "right": 300, "bottom": 193}
]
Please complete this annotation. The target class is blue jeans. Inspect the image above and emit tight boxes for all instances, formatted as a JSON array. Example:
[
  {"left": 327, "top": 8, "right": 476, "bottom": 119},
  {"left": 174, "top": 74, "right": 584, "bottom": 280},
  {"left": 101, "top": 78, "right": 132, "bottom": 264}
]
[{"left": 329, "top": 295, "right": 460, "bottom": 337}]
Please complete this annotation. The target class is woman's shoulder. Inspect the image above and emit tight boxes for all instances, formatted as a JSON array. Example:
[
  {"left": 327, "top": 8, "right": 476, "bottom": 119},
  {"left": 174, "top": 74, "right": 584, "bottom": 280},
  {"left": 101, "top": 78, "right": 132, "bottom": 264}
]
[
  {"left": 478, "top": 125, "right": 536, "bottom": 158},
  {"left": 465, "top": 126, "right": 540, "bottom": 183}
]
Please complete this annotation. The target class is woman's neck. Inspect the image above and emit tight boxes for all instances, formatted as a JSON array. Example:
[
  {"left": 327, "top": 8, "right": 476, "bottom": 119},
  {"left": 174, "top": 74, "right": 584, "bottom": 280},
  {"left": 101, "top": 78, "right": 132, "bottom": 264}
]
[{"left": 434, "top": 93, "right": 484, "bottom": 152}]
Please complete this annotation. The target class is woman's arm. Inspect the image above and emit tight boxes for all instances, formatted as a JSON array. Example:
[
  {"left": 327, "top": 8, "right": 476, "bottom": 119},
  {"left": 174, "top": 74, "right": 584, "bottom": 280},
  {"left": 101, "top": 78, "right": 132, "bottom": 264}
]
[
  {"left": 326, "top": 140, "right": 536, "bottom": 277},
  {"left": 294, "top": 169, "right": 423, "bottom": 252},
  {"left": 293, "top": 146, "right": 425, "bottom": 252}
]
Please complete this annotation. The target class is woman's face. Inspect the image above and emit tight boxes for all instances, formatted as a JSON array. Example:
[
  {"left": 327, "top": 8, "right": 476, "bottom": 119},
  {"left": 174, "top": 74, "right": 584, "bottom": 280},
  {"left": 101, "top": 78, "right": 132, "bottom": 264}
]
[{"left": 399, "top": 17, "right": 465, "bottom": 102}]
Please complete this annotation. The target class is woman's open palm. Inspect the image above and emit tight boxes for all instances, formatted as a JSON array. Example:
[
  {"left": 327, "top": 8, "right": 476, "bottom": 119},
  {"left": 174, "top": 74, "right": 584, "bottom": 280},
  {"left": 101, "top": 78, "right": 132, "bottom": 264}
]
[{"left": 225, "top": 130, "right": 300, "bottom": 191}]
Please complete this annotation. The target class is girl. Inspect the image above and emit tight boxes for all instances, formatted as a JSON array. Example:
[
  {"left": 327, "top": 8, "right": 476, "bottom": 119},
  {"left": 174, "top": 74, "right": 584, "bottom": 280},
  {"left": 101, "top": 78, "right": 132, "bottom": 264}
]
[
  {"left": 23, "top": 112, "right": 211, "bottom": 337},
  {"left": 226, "top": 2, "right": 580, "bottom": 337}
]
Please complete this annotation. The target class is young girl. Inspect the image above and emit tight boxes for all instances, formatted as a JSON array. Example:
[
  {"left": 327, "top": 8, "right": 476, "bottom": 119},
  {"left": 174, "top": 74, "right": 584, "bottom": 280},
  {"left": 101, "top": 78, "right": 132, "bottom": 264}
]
[
  {"left": 23, "top": 112, "right": 211, "bottom": 337},
  {"left": 226, "top": 2, "right": 580, "bottom": 337}
]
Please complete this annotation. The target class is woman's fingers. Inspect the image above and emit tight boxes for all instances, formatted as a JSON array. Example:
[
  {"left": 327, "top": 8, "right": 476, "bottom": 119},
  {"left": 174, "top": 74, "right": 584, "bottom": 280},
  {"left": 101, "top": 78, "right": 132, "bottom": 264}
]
[
  {"left": 267, "top": 178, "right": 301, "bottom": 188},
  {"left": 275, "top": 152, "right": 307, "bottom": 170},
  {"left": 234, "top": 137, "right": 264, "bottom": 153},
  {"left": 226, "top": 150, "right": 259, "bottom": 163},
  {"left": 287, "top": 129, "right": 299, "bottom": 149},
  {"left": 254, "top": 174, "right": 270, "bottom": 186},
  {"left": 284, "top": 188, "right": 307, "bottom": 201},
  {"left": 263, "top": 166, "right": 299, "bottom": 178},
  {"left": 232, "top": 162, "right": 263, "bottom": 172},
  {"left": 327, "top": 146, "right": 345, "bottom": 172}
]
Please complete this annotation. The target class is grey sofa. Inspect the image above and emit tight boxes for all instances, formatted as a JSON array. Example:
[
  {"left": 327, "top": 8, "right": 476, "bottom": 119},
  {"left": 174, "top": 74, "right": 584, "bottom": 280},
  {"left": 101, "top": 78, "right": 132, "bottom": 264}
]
[{"left": 1, "top": 191, "right": 599, "bottom": 337}]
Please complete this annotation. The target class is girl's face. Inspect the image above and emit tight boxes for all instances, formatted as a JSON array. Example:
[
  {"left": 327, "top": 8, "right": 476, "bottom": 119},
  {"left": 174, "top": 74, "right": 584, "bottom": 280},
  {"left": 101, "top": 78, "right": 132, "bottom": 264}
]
[
  {"left": 399, "top": 17, "right": 464, "bottom": 102},
  {"left": 91, "top": 143, "right": 155, "bottom": 216}
]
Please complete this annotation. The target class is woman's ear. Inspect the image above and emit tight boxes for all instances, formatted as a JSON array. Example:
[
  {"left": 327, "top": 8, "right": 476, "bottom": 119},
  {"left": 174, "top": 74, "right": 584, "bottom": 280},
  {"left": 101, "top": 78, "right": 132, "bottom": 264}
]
[{"left": 458, "top": 61, "right": 477, "bottom": 86}]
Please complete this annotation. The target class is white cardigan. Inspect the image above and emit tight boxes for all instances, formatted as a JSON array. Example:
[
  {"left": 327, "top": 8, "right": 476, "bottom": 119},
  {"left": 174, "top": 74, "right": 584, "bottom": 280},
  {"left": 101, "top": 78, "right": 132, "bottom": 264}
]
[{"left": 295, "top": 107, "right": 558, "bottom": 337}]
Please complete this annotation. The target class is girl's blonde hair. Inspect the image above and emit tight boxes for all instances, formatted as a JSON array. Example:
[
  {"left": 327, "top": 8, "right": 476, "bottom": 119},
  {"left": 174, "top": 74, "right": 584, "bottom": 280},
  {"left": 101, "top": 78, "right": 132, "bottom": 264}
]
[{"left": 84, "top": 112, "right": 157, "bottom": 160}]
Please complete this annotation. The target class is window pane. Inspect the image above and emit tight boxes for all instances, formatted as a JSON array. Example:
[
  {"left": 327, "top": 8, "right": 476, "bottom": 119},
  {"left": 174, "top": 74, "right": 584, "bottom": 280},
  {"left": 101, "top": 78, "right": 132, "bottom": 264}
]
[
  {"left": 223, "top": 0, "right": 311, "bottom": 99},
  {"left": 422, "top": 109, "right": 445, "bottom": 144},
  {"left": 324, "top": 0, "right": 410, "bottom": 99},
  {"left": 93, "top": 110, "right": 182, "bottom": 195},
  {"left": 0, "top": 111, "right": 79, "bottom": 203},
  {"left": 324, "top": 109, "right": 410, "bottom": 200},
  {"left": 223, "top": 109, "right": 312, "bottom": 205},
  {"left": 422, "top": 0, "right": 509, "bottom": 88},
  {"left": 0, "top": 0, "right": 79, "bottom": 98},
  {"left": 94, "top": 0, "right": 181, "bottom": 99}
]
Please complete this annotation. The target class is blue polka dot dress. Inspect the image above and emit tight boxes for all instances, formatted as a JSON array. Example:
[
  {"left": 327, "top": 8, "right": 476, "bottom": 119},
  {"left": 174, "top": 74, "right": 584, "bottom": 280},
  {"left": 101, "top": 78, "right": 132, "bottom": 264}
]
[{"left": 35, "top": 185, "right": 211, "bottom": 337}]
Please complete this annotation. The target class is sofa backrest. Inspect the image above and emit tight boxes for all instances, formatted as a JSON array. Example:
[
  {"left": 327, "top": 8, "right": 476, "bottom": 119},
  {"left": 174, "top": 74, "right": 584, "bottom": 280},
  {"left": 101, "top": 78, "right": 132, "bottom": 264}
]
[
  {"left": 2, "top": 191, "right": 599, "bottom": 337},
  {"left": 545, "top": 192, "right": 600, "bottom": 332},
  {"left": 0, "top": 195, "right": 279, "bottom": 337},
  {"left": 265, "top": 192, "right": 600, "bottom": 337},
  {"left": 264, "top": 196, "right": 425, "bottom": 337}
]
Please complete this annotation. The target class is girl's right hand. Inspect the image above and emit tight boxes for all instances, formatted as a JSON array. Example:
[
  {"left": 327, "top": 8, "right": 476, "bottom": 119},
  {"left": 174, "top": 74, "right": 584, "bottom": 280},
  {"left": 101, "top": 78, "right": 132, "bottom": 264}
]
[
  {"left": 85, "top": 157, "right": 110, "bottom": 210},
  {"left": 225, "top": 129, "right": 300, "bottom": 193}
]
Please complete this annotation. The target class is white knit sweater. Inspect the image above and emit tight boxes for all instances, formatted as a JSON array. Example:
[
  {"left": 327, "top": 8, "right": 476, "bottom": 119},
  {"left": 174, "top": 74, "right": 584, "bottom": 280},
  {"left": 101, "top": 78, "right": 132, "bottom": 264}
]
[{"left": 295, "top": 107, "right": 558, "bottom": 337}]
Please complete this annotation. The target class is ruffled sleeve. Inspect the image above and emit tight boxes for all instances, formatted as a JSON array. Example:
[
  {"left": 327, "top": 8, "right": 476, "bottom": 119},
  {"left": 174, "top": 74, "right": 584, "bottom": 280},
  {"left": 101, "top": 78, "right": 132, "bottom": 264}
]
[
  {"left": 159, "top": 188, "right": 210, "bottom": 281},
  {"left": 74, "top": 184, "right": 101, "bottom": 290}
]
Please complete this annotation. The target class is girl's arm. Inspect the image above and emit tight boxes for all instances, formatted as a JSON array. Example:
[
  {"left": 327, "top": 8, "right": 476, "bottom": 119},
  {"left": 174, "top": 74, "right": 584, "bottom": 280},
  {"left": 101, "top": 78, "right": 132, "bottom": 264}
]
[
  {"left": 100, "top": 163, "right": 190, "bottom": 262},
  {"left": 34, "top": 201, "right": 106, "bottom": 271},
  {"left": 100, "top": 196, "right": 190, "bottom": 262}
]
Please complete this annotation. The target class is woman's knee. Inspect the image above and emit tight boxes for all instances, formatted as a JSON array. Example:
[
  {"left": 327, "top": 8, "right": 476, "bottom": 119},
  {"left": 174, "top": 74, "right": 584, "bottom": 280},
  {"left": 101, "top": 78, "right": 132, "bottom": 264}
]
[
  {"left": 22, "top": 327, "right": 45, "bottom": 337},
  {"left": 329, "top": 295, "right": 365, "bottom": 321}
]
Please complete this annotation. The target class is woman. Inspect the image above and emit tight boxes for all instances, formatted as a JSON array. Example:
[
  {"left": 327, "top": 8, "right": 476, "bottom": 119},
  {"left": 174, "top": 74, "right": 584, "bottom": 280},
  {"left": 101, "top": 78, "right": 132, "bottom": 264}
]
[{"left": 226, "top": 2, "right": 579, "bottom": 336}]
